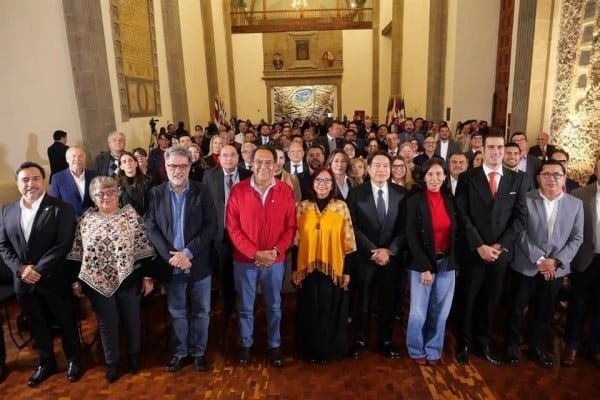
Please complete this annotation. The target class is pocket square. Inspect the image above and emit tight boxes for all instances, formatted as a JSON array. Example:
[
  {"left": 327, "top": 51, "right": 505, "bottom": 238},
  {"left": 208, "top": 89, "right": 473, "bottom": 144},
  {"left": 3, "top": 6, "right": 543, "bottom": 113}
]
[{"left": 509, "top": 192, "right": 517, "bottom": 195}]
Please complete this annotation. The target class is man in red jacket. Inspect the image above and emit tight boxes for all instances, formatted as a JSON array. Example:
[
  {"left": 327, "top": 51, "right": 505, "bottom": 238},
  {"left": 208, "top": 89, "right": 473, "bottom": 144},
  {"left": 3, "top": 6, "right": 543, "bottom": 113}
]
[{"left": 226, "top": 146, "right": 296, "bottom": 367}]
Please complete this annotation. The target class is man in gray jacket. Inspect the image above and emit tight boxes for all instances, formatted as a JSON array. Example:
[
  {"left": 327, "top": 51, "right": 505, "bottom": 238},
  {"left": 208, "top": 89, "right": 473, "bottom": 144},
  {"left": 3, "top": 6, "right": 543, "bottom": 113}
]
[{"left": 505, "top": 160, "right": 583, "bottom": 367}]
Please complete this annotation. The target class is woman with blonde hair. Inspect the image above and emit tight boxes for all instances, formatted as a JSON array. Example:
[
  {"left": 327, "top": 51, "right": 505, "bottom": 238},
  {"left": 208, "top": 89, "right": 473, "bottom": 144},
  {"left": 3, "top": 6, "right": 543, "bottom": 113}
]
[
  {"left": 350, "top": 158, "right": 368, "bottom": 184},
  {"left": 204, "top": 135, "right": 224, "bottom": 168},
  {"left": 390, "top": 156, "right": 415, "bottom": 191}
]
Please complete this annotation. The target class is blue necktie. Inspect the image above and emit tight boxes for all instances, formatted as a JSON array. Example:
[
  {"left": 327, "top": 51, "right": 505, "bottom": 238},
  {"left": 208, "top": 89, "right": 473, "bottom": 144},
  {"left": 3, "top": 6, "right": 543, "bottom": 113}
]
[
  {"left": 377, "top": 189, "right": 386, "bottom": 224},
  {"left": 293, "top": 165, "right": 299, "bottom": 175}
]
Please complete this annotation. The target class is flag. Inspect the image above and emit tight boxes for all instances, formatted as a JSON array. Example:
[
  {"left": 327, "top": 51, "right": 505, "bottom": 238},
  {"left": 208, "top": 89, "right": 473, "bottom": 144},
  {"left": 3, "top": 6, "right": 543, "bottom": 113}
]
[{"left": 214, "top": 97, "right": 226, "bottom": 126}]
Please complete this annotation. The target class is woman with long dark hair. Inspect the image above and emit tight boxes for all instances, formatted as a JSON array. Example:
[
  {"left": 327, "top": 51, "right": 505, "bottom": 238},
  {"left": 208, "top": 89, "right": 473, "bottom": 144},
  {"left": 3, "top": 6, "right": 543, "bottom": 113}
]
[{"left": 117, "top": 151, "right": 154, "bottom": 216}]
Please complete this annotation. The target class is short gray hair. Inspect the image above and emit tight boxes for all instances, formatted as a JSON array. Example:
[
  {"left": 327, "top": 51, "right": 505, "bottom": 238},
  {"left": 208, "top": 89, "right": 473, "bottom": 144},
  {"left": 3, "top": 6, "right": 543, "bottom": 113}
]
[
  {"left": 165, "top": 145, "right": 192, "bottom": 164},
  {"left": 89, "top": 176, "right": 118, "bottom": 198}
]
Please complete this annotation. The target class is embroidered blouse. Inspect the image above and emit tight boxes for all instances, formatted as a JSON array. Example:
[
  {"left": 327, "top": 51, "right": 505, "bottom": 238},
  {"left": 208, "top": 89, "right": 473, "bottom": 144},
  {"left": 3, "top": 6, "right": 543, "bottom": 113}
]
[{"left": 67, "top": 204, "right": 155, "bottom": 297}]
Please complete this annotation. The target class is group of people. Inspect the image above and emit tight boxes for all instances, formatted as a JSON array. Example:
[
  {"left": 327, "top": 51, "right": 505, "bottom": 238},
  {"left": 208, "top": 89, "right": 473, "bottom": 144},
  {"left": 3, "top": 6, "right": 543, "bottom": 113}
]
[{"left": 0, "top": 117, "right": 598, "bottom": 390}]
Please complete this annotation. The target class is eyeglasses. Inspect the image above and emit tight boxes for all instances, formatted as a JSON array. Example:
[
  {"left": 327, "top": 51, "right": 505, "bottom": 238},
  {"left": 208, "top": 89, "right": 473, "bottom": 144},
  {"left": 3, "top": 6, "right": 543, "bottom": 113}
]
[
  {"left": 540, "top": 172, "right": 565, "bottom": 180},
  {"left": 314, "top": 178, "right": 333, "bottom": 185},
  {"left": 166, "top": 164, "right": 189, "bottom": 171},
  {"left": 94, "top": 190, "right": 118, "bottom": 198}
]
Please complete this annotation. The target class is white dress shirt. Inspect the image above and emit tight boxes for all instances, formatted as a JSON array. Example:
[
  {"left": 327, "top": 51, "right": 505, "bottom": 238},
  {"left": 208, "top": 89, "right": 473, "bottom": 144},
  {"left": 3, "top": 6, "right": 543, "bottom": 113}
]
[
  {"left": 539, "top": 191, "right": 563, "bottom": 240},
  {"left": 482, "top": 164, "right": 503, "bottom": 189},
  {"left": 439, "top": 140, "right": 449, "bottom": 160},
  {"left": 370, "top": 181, "right": 389, "bottom": 213},
  {"left": 20, "top": 193, "right": 46, "bottom": 242},
  {"left": 70, "top": 169, "right": 86, "bottom": 201}
]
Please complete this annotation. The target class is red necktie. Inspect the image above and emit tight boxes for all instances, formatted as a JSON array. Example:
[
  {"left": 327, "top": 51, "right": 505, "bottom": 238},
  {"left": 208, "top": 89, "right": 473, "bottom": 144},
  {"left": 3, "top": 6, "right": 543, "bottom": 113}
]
[{"left": 488, "top": 171, "right": 498, "bottom": 198}]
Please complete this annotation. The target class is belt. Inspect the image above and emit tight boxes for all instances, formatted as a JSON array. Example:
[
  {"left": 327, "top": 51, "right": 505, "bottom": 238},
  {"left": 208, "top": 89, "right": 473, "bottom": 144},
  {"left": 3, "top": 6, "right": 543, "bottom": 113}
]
[{"left": 435, "top": 251, "right": 449, "bottom": 260}]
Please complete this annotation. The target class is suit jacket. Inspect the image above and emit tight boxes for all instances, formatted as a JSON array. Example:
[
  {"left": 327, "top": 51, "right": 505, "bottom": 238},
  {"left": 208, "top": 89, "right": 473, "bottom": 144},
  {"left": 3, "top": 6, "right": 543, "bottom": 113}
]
[
  {"left": 94, "top": 151, "right": 113, "bottom": 176},
  {"left": 0, "top": 194, "right": 75, "bottom": 294},
  {"left": 435, "top": 140, "right": 461, "bottom": 160},
  {"left": 49, "top": 168, "right": 97, "bottom": 217},
  {"left": 346, "top": 182, "right": 407, "bottom": 266},
  {"left": 570, "top": 184, "right": 599, "bottom": 272},
  {"left": 314, "top": 135, "right": 345, "bottom": 158},
  {"left": 47, "top": 141, "right": 69, "bottom": 181},
  {"left": 523, "top": 154, "right": 542, "bottom": 187},
  {"left": 455, "top": 166, "right": 529, "bottom": 266},
  {"left": 145, "top": 181, "right": 217, "bottom": 282},
  {"left": 528, "top": 144, "right": 556, "bottom": 160},
  {"left": 565, "top": 177, "right": 580, "bottom": 193},
  {"left": 283, "top": 160, "right": 309, "bottom": 175},
  {"left": 405, "top": 190, "right": 459, "bottom": 273},
  {"left": 512, "top": 190, "right": 584, "bottom": 277},
  {"left": 202, "top": 167, "right": 252, "bottom": 244}
]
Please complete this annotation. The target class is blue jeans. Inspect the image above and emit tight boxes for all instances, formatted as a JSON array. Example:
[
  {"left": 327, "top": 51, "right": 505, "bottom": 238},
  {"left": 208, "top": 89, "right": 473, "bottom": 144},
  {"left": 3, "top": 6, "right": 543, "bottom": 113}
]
[
  {"left": 234, "top": 261, "right": 284, "bottom": 349},
  {"left": 165, "top": 274, "right": 211, "bottom": 357},
  {"left": 406, "top": 258, "right": 455, "bottom": 360}
]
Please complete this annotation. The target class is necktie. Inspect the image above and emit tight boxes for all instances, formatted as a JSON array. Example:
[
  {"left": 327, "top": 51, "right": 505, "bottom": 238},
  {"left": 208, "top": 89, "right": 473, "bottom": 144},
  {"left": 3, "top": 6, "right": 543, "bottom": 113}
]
[
  {"left": 226, "top": 174, "right": 233, "bottom": 190},
  {"left": 376, "top": 189, "right": 386, "bottom": 224},
  {"left": 488, "top": 171, "right": 498, "bottom": 198},
  {"left": 293, "top": 164, "right": 300, "bottom": 175},
  {"left": 108, "top": 156, "right": 118, "bottom": 178}
]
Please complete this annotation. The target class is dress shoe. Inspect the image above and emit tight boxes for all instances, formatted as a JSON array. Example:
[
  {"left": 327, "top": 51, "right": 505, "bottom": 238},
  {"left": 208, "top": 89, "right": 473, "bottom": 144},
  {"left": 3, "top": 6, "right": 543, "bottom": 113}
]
[
  {"left": 0, "top": 364, "right": 8, "bottom": 384},
  {"left": 562, "top": 349, "right": 576, "bottom": 367},
  {"left": 350, "top": 341, "right": 366, "bottom": 359},
  {"left": 105, "top": 363, "right": 119, "bottom": 383},
  {"left": 455, "top": 347, "right": 469, "bottom": 365},
  {"left": 165, "top": 355, "right": 186, "bottom": 373},
  {"left": 27, "top": 365, "right": 57, "bottom": 387},
  {"left": 379, "top": 342, "right": 400, "bottom": 359},
  {"left": 237, "top": 346, "right": 250, "bottom": 366},
  {"left": 427, "top": 358, "right": 441, "bottom": 366},
  {"left": 475, "top": 343, "right": 501, "bottom": 366},
  {"left": 506, "top": 346, "right": 520, "bottom": 366},
  {"left": 413, "top": 357, "right": 427, "bottom": 365},
  {"left": 194, "top": 356, "right": 209, "bottom": 372},
  {"left": 66, "top": 359, "right": 83, "bottom": 382},
  {"left": 269, "top": 347, "right": 284, "bottom": 367},
  {"left": 529, "top": 347, "right": 553, "bottom": 368},
  {"left": 128, "top": 354, "right": 140, "bottom": 374}
]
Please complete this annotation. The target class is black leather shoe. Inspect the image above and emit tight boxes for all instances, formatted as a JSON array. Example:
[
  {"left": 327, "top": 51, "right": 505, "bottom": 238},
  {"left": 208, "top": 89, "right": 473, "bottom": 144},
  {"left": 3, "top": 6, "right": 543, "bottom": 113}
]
[
  {"left": 456, "top": 346, "right": 469, "bottom": 365},
  {"left": 269, "top": 347, "right": 284, "bottom": 367},
  {"left": 194, "top": 356, "right": 209, "bottom": 372},
  {"left": 66, "top": 359, "right": 83, "bottom": 382},
  {"left": 379, "top": 341, "right": 400, "bottom": 359},
  {"left": 128, "top": 354, "right": 140, "bottom": 374},
  {"left": 165, "top": 355, "right": 186, "bottom": 373},
  {"left": 529, "top": 347, "right": 553, "bottom": 368},
  {"left": 237, "top": 346, "right": 250, "bottom": 366},
  {"left": 476, "top": 343, "right": 501, "bottom": 366},
  {"left": 506, "top": 346, "right": 520, "bottom": 366},
  {"left": 27, "top": 365, "right": 57, "bottom": 387},
  {"left": 105, "top": 363, "right": 119, "bottom": 383},
  {"left": 350, "top": 341, "right": 366, "bottom": 359},
  {"left": 0, "top": 364, "right": 8, "bottom": 384}
]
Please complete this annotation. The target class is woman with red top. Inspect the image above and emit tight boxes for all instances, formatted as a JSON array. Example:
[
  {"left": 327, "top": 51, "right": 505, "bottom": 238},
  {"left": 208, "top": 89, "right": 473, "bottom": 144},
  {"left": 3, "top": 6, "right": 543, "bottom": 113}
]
[
  {"left": 204, "top": 135, "right": 224, "bottom": 168},
  {"left": 405, "top": 158, "right": 459, "bottom": 365}
]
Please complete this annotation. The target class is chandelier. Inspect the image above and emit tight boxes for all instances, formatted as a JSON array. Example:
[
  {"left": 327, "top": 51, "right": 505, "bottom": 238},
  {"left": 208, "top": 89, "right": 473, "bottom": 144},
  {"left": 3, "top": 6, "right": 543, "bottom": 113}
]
[{"left": 291, "top": 0, "right": 308, "bottom": 10}]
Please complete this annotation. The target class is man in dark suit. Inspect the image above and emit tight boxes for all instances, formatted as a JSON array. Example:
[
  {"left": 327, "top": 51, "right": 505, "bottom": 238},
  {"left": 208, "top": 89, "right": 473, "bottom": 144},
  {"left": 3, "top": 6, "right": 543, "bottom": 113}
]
[
  {"left": 0, "top": 162, "right": 81, "bottom": 387},
  {"left": 49, "top": 146, "right": 96, "bottom": 218},
  {"left": 528, "top": 132, "right": 555, "bottom": 160},
  {"left": 283, "top": 142, "right": 309, "bottom": 176},
  {"left": 550, "top": 149, "right": 580, "bottom": 193},
  {"left": 346, "top": 152, "right": 407, "bottom": 359},
  {"left": 454, "top": 132, "right": 529, "bottom": 366},
  {"left": 94, "top": 131, "right": 126, "bottom": 178},
  {"left": 315, "top": 121, "right": 345, "bottom": 159},
  {"left": 47, "top": 130, "right": 69, "bottom": 182},
  {"left": 146, "top": 146, "right": 217, "bottom": 373},
  {"left": 238, "top": 142, "right": 255, "bottom": 171},
  {"left": 255, "top": 123, "right": 273, "bottom": 147},
  {"left": 511, "top": 132, "right": 541, "bottom": 185},
  {"left": 563, "top": 158, "right": 600, "bottom": 368},
  {"left": 435, "top": 126, "right": 461, "bottom": 161},
  {"left": 203, "top": 145, "right": 252, "bottom": 315}
]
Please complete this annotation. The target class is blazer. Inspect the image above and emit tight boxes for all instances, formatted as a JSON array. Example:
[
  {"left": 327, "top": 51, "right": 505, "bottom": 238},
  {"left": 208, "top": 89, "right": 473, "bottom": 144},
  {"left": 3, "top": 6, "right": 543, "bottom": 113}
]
[
  {"left": 94, "top": 151, "right": 113, "bottom": 176},
  {"left": 0, "top": 194, "right": 76, "bottom": 294},
  {"left": 283, "top": 160, "right": 309, "bottom": 175},
  {"left": 49, "top": 168, "right": 97, "bottom": 217},
  {"left": 528, "top": 144, "right": 556, "bottom": 160},
  {"left": 565, "top": 177, "right": 580, "bottom": 193},
  {"left": 455, "top": 166, "right": 529, "bottom": 266},
  {"left": 202, "top": 167, "right": 252, "bottom": 244},
  {"left": 435, "top": 140, "right": 462, "bottom": 160},
  {"left": 145, "top": 180, "right": 217, "bottom": 282},
  {"left": 570, "top": 184, "right": 599, "bottom": 272},
  {"left": 346, "top": 181, "right": 407, "bottom": 266},
  {"left": 511, "top": 190, "right": 584, "bottom": 278},
  {"left": 523, "top": 154, "right": 542, "bottom": 187},
  {"left": 405, "top": 190, "right": 459, "bottom": 273},
  {"left": 47, "top": 141, "right": 69, "bottom": 181},
  {"left": 314, "top": 135, "right": 345, "bottom": 158}
]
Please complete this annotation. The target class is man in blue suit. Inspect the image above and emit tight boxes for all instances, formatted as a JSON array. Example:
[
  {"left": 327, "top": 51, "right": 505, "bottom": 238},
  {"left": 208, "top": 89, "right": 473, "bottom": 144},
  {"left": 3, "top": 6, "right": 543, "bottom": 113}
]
[
  {"left": 146, "top": 146, "right": 217, "bottom": 373},
  {"left": 49, "top": 146, "right": 96, "bottom": 218}
]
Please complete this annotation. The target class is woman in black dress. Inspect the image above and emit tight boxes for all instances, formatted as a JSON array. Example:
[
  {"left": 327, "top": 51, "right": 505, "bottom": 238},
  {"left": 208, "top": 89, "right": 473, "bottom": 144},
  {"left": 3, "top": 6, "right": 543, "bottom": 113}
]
[{"left": 117, "top": 151, "right": 154, "bottom": 216}]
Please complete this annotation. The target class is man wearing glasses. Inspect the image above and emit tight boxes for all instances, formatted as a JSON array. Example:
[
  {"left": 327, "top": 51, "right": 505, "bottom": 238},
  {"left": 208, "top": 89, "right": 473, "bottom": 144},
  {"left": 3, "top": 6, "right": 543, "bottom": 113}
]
[
  {"left": 146, "top": 146, "right": 217, "bottom": 373},
  {"left": 550, "top": 149, "right": 580, "bottom": 193},
  {"left": 506, "top": 160, "right": 583, "bottom": 367},
  {"left": 226, "top": 146, "right": 296, "bottom": 367}
]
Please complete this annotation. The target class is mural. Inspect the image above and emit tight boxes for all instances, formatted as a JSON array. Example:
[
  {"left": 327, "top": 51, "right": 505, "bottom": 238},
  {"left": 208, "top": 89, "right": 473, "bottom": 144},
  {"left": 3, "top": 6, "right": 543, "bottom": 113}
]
[{"left": 272, "top": 85, "right": 335, "bottom": 121}]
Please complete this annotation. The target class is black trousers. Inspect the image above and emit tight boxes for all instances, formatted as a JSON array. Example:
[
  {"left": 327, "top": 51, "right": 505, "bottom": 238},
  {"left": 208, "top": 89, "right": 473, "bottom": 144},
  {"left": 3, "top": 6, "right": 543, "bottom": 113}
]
[
  {"left": 456, "top": 262, "right": 506, "bottom": 348},
  {"left": 506, "top": 269, "right": 562, "bottom": 348},
  {"left": 17, "top": 289, "right": 81, "bottom": 366},
  {"left": 86, "top": 272, "right": 142, "bottom": 365},
  {"left": 216, "top": 238, "right": 236, "bottom": 315},
  {"left": 352, "top": 259, "right": 399, "bottom": 344},
  {"left": 565, "top": 257, "right": 600, "bottom": 353}
]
